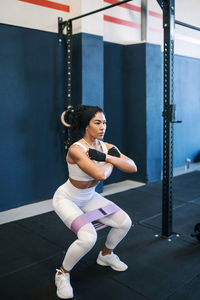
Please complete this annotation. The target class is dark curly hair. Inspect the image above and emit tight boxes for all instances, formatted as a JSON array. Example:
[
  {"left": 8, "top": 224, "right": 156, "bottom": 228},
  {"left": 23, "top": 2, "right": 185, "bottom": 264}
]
[{"left": 63, "top": 105, "right": 104, "bottom": 149}]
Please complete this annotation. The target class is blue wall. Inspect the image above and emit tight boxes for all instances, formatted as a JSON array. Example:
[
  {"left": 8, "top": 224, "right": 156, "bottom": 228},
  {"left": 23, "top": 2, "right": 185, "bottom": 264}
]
[
  {"left": 1, "top": 24, "right": 200, "bottom": 211},
  {"left": 123, "top": 43, "right": 147, "bottom": 182},
  {"left": 174, "top": 55, "right": 200, "bottom": 166},
  {"left": 0, "top": 26, "right": 104, "bottom": 211},
  {"left": 106, "top": 42, "right": 162, "bottom": 183},
  {"left": 70, "top": 33, "right": 104, "bottom": 192},
  {"left": 146, "top": 44, "right": 162, "bottom": 182},
  {"left": 71, "top": 33, "right": 104, "bottom": 108},
  {"left": 104, "top": 41, "right": 125, "bottom": 184},
  {"left": 0, "top": 24, "right": 67, "bottom": 211}
]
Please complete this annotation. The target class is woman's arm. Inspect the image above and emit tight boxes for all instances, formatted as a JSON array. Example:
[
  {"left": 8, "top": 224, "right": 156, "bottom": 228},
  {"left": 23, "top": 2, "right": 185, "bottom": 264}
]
[
  {"left": 68, "top": 145, "right": 113, "bottom": 181},
  {"left": 105, "top": 143, "right": 137, "bottom": 173}
]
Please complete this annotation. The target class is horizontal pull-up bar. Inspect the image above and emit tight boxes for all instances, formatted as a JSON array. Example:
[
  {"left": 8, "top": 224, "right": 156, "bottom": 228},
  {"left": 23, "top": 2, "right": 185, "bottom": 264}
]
[
  {"left": 60, "top": 0, "right": 133, "bottom": 26},
  {"left": 175, "top": 20, "right": 200, "bottom": 32}
]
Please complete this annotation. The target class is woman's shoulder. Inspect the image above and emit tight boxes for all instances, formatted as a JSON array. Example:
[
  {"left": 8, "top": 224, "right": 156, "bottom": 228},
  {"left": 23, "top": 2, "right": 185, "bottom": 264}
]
[
  {"left": 67, "top": 140, "right": 87, "bottom": 162},
  {"left": 69, "top": 140, "right": 87, "bottom": 152}
]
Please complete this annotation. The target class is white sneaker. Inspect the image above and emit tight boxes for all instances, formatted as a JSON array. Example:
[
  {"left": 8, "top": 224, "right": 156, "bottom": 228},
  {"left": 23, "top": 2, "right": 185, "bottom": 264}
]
[
  {"left": 96, "top": 251, "right": 128, "bottom": 271},
  {"left": 55, "top": 269, "right": 74, "bottom": 299}
]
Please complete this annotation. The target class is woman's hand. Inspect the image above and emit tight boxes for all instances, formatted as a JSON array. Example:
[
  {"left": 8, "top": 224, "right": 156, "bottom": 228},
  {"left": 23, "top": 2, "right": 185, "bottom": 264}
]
[
  {"left": 105, "top": 143, "right": 137, "bottom": 173},
  {"left": 88, "top": 149, "right": 106, "bottom": 161},
  {"left": 87, "top": 147, "right": 120, "bottom": 161},
  {"left": 107, "top": 147, "right": 121, "bottom": 158}
]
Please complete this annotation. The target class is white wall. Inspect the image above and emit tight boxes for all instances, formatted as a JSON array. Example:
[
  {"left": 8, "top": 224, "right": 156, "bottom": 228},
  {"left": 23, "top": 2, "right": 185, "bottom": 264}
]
[
  {"left": 81, "top": 0, "right": 104, "bottom": 37},
  {"left": 148, "top": 0, "right": 200, "bottom": 58},
  {"left": 1, "top": 0, "right": 200, "bottom": 58},
  {"left": 103, "top": 0, "right": 141, "bottom": 44},
  {"left": 0, "top": 0, "right": 81, "bottom": 34}
]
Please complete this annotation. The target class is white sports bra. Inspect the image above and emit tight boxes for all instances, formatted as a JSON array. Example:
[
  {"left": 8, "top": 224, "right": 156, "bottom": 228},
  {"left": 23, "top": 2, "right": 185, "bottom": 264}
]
[{"left": 67, "top": 141, "right": 108, "bottom": 181}]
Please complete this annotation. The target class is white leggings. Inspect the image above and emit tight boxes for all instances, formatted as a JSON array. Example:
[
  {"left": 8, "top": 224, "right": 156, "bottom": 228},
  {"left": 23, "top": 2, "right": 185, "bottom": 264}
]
[{"left": 52, "top": 180, "right": 132, "bottom": 271}]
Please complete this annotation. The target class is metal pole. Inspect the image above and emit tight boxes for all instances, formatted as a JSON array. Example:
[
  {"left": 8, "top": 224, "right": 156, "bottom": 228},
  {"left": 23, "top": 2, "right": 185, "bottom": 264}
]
[
  {"left": 161, "top": 0, "right": 175, "bottom": 237},
  {"left": 66, "top": 20, "right": 72, "bottom": 108},
  {"left": 60, "top": 0, "right": 133, "bottom": 26},
  {"left": 175, "top": 20, "right": 200, "bottom": 31},
  {"left": 141, "top": 0, "right": 149, "bottom": 41}
]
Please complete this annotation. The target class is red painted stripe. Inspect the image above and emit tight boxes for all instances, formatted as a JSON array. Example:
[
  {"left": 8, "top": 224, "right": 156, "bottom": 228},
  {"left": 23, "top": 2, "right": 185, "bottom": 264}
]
[
  {"left": 104, "top": 14, "right": 163, "bottom": 34},
  {"left": 18, "top": 0, "right": 70, "bottom": 13},
  {"left": 104, "top": 0, "right": 162, "bottom": 19},
  {"left": 104, "top": 15, "right": 141, "bottom": 29},
  {"left": 149, "top": 10, "right": 162, "bottom": 19},
  {"left": 104, "top": 0, "right": 141, "bottom": 12},
  {"left": 149, "top": 26, "right": 162, "bottom": 34}
]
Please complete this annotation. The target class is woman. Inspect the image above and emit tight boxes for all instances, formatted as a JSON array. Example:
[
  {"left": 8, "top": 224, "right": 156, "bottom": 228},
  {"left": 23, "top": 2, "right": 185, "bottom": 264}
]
[{"left": 53, "top": 105, "right": 137, "bottom": 299}]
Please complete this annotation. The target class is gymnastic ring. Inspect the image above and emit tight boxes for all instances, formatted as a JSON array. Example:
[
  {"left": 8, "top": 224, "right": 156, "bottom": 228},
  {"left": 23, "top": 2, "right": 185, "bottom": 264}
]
[{"left": 61, "top": 109, "right": 74, "bottom": 127}]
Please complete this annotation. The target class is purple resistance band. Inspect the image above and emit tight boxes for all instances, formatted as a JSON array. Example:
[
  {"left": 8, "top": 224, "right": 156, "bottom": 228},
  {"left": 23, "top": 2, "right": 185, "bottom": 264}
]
[{"left": 70, "top": 203, "right": 120, "bottom": 234}]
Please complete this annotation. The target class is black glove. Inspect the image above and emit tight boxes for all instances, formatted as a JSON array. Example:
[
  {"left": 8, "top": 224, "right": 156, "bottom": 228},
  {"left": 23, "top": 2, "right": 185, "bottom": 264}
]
[
  {"left": 88, "top": 148, "right": 106, "bottom": 161},
  {"left": 108, "top": 147, "right": 120, "bottom": 158}
]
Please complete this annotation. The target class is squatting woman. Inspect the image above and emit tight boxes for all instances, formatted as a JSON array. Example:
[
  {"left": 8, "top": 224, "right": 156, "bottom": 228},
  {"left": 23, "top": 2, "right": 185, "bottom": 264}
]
[{"left": 53, "top": 105, "right": 137, "bottom": 299}]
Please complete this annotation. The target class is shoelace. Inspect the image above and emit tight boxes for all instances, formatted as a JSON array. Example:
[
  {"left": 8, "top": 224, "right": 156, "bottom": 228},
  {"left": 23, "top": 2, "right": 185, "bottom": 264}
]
[
  {"left": 56, "top": 269, "right": 70, "bottom": 288},
  {"left": 113, "top": 254, "right": 120, "bottom": 261},
  {"left": 106, "top": 253, "right": 119, "bottom": 260}
]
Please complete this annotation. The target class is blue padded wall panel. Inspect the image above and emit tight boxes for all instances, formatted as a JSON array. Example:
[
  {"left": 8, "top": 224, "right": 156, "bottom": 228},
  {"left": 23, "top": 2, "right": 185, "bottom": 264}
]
[
  {"left": 0, "top": 24, "right": 67, "bottom": 211},
  {"left": 71, "top": 33, "right": 104, "bottom": 192},
  {"left": 123, "top": 43, "right": 147, "bottom": 182},
  {"left": 174, "top": 55, "right": 200, "bottom": 167},
  {"left": 82, "top": 33, "right": 104, "bottom": 108},
  {"left": 104, "top": 41, "right": 125, "bottom": 184},
  {"left": 123, "top": 43, "right": 162, "bottom": 183},
  {"left": 146, "top": 43, "right": 162, "bottom": 182},
  {"left": 82, "top": 33, "right": 104, "bottom": 192}
]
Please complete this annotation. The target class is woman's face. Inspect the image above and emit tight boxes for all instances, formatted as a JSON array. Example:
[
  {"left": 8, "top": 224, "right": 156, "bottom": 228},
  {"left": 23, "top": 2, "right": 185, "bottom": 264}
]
[{"left": 86, "top": 112, "right": 107, "bottom": 139}]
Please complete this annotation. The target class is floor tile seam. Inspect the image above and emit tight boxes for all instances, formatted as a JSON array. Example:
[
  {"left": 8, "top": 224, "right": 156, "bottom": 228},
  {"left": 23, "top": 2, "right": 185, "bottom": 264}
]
[
  {"left": 174, "top": 198, "right": 200, "bottom": 204},
  {"left": 130, "top": 188, "right": 200, "bottom": 204},
  {"left": 136, "top": 221, "right": 161, "bottom": 232},
  {"left": 138, "top": 213, "right": 162, "bottom": 224},
  {"left": 14, "top": 221, "right": 68, "bottom": 250},
  {"left": 163, "top": 274, "right": 200, "bottom": 300},
  {"left": 172, "top": 193, "right": 200, "bottom": 203},
  {"left": 131, "top": 189, "right": 162, "bottom": 197},
  {"left": 110, "top": 276, "right": 152, "bottom": 300},
  {"left": 176, "top": 235, "right": 200, "bottom": 246},
  {"left": 138, "top": 202, "right": 188, "bottom": 224},
  {"left": 138, "top": 202, "right": 200, "bottom": 228},
  {"left": 186, "top": 200, "right": 200, "bottom": 207},
  {"left": 190, "top": 197, "right": 200, "bottom": 203},
  {"left": 137, "top": 222, "right": 200, "bottom": 246},
  {"left": 0, "top": 251, "right": 62, "bottom": 279}
]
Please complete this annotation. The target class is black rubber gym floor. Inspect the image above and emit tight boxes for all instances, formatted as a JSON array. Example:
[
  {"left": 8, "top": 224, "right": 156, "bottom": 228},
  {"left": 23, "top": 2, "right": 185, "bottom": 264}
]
[{"left": 1, "top": 171, "right": 200, "bottom": 300}]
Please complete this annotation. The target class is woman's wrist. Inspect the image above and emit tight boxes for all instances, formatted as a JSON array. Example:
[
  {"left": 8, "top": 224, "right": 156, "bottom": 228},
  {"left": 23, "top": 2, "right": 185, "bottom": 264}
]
[{"left": 106, "top": 154, "right": 114, "bottom": 164}]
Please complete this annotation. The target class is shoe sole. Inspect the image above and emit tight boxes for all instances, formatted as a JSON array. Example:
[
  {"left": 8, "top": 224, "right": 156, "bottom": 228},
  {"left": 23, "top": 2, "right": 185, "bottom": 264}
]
[
  {"left": 56, "top": 290, "right": 73, "bottom": 299},
  {"left": 96, "top": 259, "right": 128, "bottom": 272}
]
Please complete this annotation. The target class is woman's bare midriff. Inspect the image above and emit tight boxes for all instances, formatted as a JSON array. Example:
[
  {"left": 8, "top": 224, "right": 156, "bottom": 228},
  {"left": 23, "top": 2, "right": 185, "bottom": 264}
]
[{"left": 69, "top": 177, "right": 99, "bottom": 189}]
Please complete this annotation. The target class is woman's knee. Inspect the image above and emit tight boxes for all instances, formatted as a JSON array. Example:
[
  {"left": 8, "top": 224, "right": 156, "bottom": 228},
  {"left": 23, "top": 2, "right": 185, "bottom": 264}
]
[
  {"left": 116, "top": 211, "right": 132, "bottom": 231},
  {"left": 122, "top": 214, "right": 132, "bottom": 231},
  {"left": 77, "top": 228, "right": 97, "bottom": 250}
]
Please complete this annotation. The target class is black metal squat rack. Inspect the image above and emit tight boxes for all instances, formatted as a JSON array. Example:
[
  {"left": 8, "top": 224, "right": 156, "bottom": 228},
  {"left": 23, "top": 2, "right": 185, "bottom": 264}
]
[
  {"left": 58, "top": 0, "right": 200, "bottom": 238},
  {"left": 157, "top": 0, "right": 200, "bottom": 238}
]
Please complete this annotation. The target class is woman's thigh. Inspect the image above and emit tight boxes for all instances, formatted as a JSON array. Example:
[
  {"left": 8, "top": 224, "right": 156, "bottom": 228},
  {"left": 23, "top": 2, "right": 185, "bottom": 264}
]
[
  {"left": 53, "top": 193, "right": 85, "bottom": 228},
  {"left": 81, "top": 193, "right": 130, "bottom": 228},
  {"left": 81, "top": 192, "right": 113, "bottom": 212}
]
